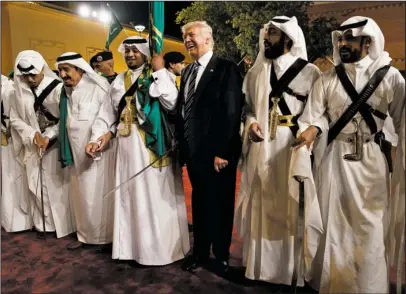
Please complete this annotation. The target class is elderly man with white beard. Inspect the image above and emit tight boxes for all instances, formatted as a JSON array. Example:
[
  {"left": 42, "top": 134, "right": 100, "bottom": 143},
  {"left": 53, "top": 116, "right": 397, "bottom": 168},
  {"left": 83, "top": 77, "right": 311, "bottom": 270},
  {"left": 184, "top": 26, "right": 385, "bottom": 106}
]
[
  {"left": 45, "top": 52, "right": 116, "bottom": 251},
  {"left": 85, "top": 36, "right": 189, "bottom": 265},
  {"left": 234, "top": 16, "right": 323, "bottom": 287},
  {"left": 1, "top": 74, "right": 32, "bottom": 232},
  {"left": 295, "top": 16, "right": 405, "bottom": 293},
  {"left": 9, "top": 50, "right": 75, "bottom": 237}
]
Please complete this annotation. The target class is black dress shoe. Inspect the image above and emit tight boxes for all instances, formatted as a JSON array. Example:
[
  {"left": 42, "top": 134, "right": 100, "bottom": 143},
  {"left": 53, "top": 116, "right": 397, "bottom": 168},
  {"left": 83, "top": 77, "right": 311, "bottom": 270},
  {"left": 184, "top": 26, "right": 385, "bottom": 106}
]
[
  {"left": 67, "top": 241, "right": 83, "bottom": 250},
  {"left": 188, "top": 223, "right": 193, "bottom": 232},
  {"left": 95, "top": 243, "right": 112, "bottom": 253},
  {"left": 213, "top": 259, "right": 230, "bottom": 277},
  {"left": 181, "top": 255, "right": 206, "bottom": 272}
]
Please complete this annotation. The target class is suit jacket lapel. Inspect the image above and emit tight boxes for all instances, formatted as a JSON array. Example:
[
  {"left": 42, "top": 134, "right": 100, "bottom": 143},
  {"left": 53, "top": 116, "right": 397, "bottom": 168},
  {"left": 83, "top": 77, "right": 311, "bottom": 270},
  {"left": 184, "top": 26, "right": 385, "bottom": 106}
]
[{"left": 194, "top": 55, "right": 218, "bottom": 103}]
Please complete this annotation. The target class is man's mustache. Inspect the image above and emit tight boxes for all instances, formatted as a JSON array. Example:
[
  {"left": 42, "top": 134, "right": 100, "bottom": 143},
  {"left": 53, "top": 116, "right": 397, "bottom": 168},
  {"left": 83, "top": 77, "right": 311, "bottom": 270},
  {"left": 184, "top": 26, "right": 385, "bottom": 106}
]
[
  {"left": 264, "top": 40, "right": 272, "bottom": 48},
  {"left": 339, "top": 45, "right": 352, "bottom": 53}
]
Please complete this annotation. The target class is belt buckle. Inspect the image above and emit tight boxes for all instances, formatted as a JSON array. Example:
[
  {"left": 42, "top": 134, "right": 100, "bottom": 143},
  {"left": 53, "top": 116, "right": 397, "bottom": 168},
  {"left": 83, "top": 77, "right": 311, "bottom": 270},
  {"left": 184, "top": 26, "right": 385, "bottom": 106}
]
[{"left": 278, "top": 115, "right": 296, "bottom": 127}]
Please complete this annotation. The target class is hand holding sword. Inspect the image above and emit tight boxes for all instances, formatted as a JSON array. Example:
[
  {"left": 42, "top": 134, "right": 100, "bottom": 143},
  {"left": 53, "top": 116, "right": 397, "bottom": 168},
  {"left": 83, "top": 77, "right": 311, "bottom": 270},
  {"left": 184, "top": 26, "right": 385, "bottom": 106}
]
[
  {"left": 292, "top": 126, "right": 319, "bottom": 150},
  {"left": 33, "top": 131, "right": 50, "bottom": 155},
  {"left": 85, "top": 131, "right": 113, "bottom": 159}
]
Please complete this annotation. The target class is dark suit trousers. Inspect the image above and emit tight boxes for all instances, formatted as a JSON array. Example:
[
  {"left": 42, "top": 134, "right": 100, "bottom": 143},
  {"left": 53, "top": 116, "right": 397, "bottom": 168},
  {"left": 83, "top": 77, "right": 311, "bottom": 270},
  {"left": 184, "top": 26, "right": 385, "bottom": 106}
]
[{"left": 186, "top": 153, "right": 237, "bottom": 262}]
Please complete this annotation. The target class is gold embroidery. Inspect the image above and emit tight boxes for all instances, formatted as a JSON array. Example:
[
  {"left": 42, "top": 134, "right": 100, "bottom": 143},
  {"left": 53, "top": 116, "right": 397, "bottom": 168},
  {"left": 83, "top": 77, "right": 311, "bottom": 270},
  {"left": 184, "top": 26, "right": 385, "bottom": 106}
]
[
  {"left": 269, "top": 97, "right": 280, "bottom": 140},
  {"left": 1, "top": 131, "right": 8, "bottom": 146},
  {"left": 121, "top": 70, "right": 170, "bottom": 168}
]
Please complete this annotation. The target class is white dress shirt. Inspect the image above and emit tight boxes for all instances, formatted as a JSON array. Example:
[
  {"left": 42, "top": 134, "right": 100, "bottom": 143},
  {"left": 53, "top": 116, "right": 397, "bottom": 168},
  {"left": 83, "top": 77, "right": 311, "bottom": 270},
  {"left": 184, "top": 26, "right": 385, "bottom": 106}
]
[{"left": 182, "top": 50, "right": 213, "bottom": 117}]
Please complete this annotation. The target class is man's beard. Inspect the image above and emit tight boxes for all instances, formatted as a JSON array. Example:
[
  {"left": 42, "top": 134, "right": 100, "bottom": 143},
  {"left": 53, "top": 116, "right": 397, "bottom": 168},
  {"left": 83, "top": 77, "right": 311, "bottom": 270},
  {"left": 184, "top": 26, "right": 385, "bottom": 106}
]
[
  {"left": 264, "top": 35, "right": 286, "bottom": 60},
  {"left": 339, "top": 37, "right": 365, "bottom": 63},
  {"left": 126, "top": 60, "right": 144, "bottom": 70},
  {"left": 339, "top": 46, "right": 362, "bottom": 63}
]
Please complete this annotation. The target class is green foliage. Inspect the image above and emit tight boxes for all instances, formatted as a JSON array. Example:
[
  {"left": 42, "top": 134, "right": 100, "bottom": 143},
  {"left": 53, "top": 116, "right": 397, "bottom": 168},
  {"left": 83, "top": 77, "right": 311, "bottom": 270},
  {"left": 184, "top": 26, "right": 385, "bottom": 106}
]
[{"left": 175, "top": 2, "right": 337, "bottom": 64}]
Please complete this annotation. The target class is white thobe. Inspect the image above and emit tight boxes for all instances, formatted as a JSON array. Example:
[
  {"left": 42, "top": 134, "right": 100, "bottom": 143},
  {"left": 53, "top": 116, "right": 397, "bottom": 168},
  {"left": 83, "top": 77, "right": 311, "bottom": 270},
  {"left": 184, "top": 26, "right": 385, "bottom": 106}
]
[
  {"left": 299, "top": 54, "right": 405, "bottom": 293},
  {"left": 49, "top": 74, "right": 115, "bottom": 244},
  {"left": 1, "top": 76, "right": 32, "bottom": 232},
  {"left": 9, "top": 76, "right": 75, "bottom": 237},
  {"left": 92, "top": 66, "right": 190, "bottom": 265},
  {"left": 235, "top": 52, "right": 322, "bottom": 285}
]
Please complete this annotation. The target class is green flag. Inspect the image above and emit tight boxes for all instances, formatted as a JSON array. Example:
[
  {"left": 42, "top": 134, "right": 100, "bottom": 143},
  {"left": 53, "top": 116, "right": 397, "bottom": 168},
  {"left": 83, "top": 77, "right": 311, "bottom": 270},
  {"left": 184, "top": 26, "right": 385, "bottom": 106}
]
[
  {"left": 149, "top": 2, "right": 164, "bottom": 54},
  {"left": 105, "top": 7, "right": 123, "bottom": 50}
]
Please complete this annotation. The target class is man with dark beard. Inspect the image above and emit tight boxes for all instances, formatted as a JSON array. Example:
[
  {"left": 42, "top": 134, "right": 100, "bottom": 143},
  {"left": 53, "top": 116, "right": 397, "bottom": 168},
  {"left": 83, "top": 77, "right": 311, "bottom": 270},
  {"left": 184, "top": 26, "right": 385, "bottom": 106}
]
[
  {"left": 295, "top": 16, "right": 405, "bottom": 293},
  {"left": 234, "top": 16, "right": 322, "bottom": 286}
]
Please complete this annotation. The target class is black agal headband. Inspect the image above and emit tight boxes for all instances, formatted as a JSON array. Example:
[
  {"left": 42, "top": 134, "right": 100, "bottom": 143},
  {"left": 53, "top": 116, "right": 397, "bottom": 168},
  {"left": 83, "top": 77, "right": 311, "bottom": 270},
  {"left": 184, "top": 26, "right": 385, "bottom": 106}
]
[
  {"left": 17, "top": 64, "right": 35, "bottom": 73},
  {"left": 56, "top": 54, "right": 83, "bottom": 62},
  {"left": 271, "top": 18, "right": 289, "bottom": 24},
  {"left": 337, "top": 19, "right": 368, "bottom": 31},
  {"left": 123, "top": 38, "right": 147, "bottom": 45}
]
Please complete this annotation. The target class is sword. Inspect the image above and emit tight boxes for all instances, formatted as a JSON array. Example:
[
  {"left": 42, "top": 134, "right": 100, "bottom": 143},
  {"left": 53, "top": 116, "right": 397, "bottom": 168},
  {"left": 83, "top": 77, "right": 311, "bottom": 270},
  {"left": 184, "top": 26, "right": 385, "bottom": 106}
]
[
  {"left": 103, "top": 143, "right": 178, "bottom": 198},
  {"left": 35, "top": 147, "right": 47, "bottom": 239},
  {"left": 291, "top": 175, "right": 305, "bottom": 293}
]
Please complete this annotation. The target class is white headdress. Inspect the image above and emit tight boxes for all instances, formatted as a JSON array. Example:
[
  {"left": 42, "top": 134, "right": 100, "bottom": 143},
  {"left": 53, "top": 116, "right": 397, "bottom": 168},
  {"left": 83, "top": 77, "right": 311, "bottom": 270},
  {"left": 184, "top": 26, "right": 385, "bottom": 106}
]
[
  {"left": 118, "top": 36, "right": 150, "bottom": 58},
  {"left": 248, "top": 16, "right": 308, "bottom": 77},
  {"left": 332, "top": 16, "right": 390, "bottom": 64},
  {"left": 240, "top": 16, "right": 309, "bottom": 196},
  {"left": 55, "top": 52, "right": 110, "bottom": 92},
  {"left": 266, "top": 16, "right": 307, "bottom": 60},
  {"left": 13, "top": 50, "right": 60, "bottom": 120},
  {"left": 11, "top": 50, "right": 60, "bottom": 163}
]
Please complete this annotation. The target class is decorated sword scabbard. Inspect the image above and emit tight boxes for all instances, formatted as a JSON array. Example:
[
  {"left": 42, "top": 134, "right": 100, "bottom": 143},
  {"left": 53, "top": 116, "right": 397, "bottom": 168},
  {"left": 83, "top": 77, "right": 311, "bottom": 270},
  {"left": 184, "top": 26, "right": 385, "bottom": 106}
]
[
  {"left": 1, "top": 131, "right": 7, "bottom": 146},
  {"left": 343, "top": 119, "right": 363, "bottom": 161},
  {"left": 269, "top": 97, "right": 280, "bottom": 141},
  {"left": 354, "top": 123, "right": 364, "bottom": 160},
  {"left": 118, "top": 96, "right": 133, "bottom": 137}
]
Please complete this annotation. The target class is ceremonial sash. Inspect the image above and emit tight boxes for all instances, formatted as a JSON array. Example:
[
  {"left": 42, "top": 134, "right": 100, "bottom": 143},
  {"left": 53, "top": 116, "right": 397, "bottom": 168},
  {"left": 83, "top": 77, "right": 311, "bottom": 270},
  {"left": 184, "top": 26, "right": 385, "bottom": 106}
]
[
  {"left": 327, "top": 63, "right": 391, "bottom": 145},
  {"left": 31, "top": 79, "right": 61, "bottom": 124},
  {"left": 117, "top": 66, "right": 173, "bottom": 158},
  {"left": 269, "top": 58, "right": 308, "bottom": 137},
  {"left": 58, "top": 87, "right": 74, "bottom": 168}
]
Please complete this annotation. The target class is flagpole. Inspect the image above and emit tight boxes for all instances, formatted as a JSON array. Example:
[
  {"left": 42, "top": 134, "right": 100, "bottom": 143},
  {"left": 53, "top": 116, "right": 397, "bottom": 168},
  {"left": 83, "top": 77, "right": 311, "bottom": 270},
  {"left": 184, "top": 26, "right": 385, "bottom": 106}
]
[
  {"left": 148, "top": 1, "right": 154, "bottom": 57},
  {"left": 105, "top": 7, "right": 112, "bottom": 48},
  {"left": 106, "top": 3, "right": 129, "bottom": 38}
]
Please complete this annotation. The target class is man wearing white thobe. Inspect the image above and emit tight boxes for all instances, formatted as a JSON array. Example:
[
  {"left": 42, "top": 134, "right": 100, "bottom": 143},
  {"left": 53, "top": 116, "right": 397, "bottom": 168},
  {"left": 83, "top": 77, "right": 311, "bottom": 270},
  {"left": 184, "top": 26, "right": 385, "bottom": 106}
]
[
  {"left": 86, "top": 36, "right": 190, "bottom": 265},
  {"left": 10, "top": 50, "right": 75, "bottom": 237},
  {"left": 234, "top": 16, "right": 323, "bottom": 286},
  {"left": 1, "top": 74, "right": 32, "bottom": 232},
  {"left": 295, "top": 16, "right": 405, "bottom": 293},
  {"left": 50, "top": 52, "right": 115, "bottom": 250}
]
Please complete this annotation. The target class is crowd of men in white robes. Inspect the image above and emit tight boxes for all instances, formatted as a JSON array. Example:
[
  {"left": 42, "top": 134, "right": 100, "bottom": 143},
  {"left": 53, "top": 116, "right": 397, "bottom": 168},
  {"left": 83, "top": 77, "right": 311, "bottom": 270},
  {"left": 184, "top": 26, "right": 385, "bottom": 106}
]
[{"left": 1, "top": 16, "right": 404, "bottom": 293}]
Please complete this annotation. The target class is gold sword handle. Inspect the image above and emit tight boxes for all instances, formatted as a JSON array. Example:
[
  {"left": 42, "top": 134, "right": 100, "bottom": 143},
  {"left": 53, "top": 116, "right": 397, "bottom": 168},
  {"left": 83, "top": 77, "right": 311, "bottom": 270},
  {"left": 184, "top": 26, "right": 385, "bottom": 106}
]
[
  {"left": 269, "top": 97, "right": 280, "bottom": 141},
  {"left": 118, "top": 96, "right": 133, "bottom": 137}
]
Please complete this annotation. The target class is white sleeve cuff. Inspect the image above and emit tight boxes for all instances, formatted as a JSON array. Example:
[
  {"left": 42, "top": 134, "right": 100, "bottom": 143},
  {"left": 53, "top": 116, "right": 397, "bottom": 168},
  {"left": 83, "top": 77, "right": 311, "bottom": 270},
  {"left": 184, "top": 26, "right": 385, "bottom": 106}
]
[
  {"left": 29, "top": 130, "right": 38, "bottom": 145},
  {"left": 42, "top": 129, "right": 56, "bottom": 140},
  {"left": 246, "top": 116, "right": 258, "bottom": 127}
]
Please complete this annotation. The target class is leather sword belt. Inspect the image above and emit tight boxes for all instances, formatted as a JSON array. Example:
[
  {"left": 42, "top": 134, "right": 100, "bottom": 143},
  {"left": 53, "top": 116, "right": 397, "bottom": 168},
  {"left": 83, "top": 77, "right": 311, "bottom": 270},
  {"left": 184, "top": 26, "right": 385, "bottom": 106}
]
[
  {"left": 335, "top": 132, "right": 373, "bottom": 144},
  {"left": 277, "top": 114, "right": 298, "bottom": 127}
]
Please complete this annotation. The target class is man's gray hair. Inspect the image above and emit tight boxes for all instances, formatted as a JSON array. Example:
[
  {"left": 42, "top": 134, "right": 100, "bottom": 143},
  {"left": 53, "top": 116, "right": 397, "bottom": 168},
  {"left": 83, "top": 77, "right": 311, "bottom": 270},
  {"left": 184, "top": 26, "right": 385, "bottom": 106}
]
[{"left": 181, "top": 21, "right": 215, "bottom": 49}]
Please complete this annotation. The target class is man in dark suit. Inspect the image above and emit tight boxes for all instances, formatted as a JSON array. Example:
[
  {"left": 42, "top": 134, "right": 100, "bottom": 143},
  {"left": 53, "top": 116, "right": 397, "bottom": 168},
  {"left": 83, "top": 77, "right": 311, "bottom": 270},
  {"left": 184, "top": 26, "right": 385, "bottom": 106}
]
[{"left": 175, "top": 21, "right": 243, "bottom": 276}]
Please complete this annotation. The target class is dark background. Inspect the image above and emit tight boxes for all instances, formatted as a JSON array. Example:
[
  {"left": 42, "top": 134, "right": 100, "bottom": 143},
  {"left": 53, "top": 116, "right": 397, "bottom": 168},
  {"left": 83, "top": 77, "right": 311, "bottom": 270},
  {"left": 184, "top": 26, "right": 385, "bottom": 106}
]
[{"left": 46, "top": 1, "right": 191, "bottom": 39}]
